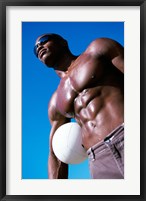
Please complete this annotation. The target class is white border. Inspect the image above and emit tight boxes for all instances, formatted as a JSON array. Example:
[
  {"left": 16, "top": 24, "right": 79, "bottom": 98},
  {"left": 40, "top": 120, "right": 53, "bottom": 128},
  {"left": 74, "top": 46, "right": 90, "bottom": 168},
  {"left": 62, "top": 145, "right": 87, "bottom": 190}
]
[{"left": 6, "top": 6, "right": 140, "bottom": 195}]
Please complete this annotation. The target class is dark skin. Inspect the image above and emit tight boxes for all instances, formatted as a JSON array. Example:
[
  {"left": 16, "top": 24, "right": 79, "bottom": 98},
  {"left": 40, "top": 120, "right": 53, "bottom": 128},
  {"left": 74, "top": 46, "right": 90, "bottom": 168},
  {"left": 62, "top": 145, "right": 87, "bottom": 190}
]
[{"left": 35, "top": 34, "right": 124, "bottom": 179}]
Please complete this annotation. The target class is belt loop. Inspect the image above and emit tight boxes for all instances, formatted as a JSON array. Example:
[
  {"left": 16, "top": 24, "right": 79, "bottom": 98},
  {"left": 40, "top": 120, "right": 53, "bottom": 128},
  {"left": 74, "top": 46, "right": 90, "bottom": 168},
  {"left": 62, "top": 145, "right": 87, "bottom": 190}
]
[
  {"left": 104, "top": 138, "right": 112, "bottom": 148},
  {"left": 91, "top": 148, "right": 95, "bottom": 161}
]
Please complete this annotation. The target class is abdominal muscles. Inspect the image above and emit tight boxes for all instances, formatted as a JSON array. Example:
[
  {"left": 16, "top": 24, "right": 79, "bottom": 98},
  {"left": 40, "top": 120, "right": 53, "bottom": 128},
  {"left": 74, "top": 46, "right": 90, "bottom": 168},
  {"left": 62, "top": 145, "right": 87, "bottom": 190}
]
[
  {"left": 56, "top": 77, "right": 124, "bottom": 149},
  {"left": 74, "top": 86, "right": 124, "bottom": 149}
]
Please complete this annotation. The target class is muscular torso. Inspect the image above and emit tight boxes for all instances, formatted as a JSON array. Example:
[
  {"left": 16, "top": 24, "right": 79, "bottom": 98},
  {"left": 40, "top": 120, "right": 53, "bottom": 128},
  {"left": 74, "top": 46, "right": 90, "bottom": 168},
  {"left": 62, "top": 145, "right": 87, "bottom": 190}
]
[{"left": 50, "top": 42, "right": 124, "bottom": 149}]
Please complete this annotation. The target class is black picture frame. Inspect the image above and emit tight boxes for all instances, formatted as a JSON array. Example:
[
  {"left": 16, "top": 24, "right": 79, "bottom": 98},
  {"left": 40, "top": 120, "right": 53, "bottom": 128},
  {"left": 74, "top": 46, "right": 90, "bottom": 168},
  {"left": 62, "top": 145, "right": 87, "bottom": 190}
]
[{"left": 0, "top": 0, "right": 145, "bottom": 200}]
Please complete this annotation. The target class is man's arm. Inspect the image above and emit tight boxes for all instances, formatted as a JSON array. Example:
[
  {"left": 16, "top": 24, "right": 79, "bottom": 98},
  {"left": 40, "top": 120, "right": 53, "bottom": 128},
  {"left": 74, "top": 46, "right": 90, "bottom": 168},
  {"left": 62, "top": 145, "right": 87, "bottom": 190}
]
[
  {"left": 86, "top": 38, "right": 124, "bottom": 73},
  {"left": 48, "top": 92, "right": 70, "bottom": 179}
]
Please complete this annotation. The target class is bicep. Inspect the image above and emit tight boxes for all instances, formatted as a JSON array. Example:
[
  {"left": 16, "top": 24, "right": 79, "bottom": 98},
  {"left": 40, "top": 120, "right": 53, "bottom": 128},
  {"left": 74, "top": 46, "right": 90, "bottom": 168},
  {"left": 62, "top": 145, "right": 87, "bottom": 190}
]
[
  {"left": 48, "top": 93, "right": 70, "bottom": 152},
  {"left": 48, "top": 92, "right": 70, "bottom": 126},
  {"left": 106, "top": 38, "right": 124, "bottom": 73},
  {"left": 112, "top": 54, "right": 124, "bottom": 73}
]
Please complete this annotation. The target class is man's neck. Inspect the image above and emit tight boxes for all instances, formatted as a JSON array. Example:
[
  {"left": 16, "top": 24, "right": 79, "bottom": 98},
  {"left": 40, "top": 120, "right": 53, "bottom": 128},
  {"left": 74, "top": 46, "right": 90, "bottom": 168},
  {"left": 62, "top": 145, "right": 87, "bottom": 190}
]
[{"left": 54, "top": 53, "right": 78, "bottom": 78}]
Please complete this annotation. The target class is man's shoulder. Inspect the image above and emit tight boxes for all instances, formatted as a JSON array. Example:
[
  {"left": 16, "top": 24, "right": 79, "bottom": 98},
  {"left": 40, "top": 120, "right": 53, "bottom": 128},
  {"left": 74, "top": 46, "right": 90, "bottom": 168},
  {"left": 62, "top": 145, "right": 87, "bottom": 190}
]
[
  {"left": 48, "top": 91, "right": 57, "bottom": 109},
  {"left": 85, "top": 37, "right": 123, "bottom": 58},
  {"left": 87, "top": 37, "right": 120, "bottom": 48}
]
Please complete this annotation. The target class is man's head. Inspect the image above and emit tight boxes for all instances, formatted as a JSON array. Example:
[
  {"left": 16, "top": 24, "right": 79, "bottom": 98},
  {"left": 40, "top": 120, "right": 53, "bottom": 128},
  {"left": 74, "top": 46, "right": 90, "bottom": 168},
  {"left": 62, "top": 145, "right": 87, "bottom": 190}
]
[{"left": 34, "top": 33, "right": 69, "bottom": 67}]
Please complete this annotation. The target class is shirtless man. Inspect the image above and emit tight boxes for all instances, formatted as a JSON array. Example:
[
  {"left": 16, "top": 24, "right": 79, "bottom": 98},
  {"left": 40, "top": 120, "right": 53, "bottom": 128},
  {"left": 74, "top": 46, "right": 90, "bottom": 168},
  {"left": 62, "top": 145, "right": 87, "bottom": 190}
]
[{"left": 34, "top": 33, "right": 124, "bottom": 179}]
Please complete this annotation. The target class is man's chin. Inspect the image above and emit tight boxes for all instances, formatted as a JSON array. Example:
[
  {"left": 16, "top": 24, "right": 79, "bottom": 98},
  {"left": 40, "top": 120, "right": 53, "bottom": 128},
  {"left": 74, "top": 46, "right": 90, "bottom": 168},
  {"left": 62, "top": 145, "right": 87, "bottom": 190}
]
[
  {"left": 42, "top": 58, "right": 55, "bottom": 68},
  {"left": 40, "top": 53, "right": 57, "bottom": 68}
]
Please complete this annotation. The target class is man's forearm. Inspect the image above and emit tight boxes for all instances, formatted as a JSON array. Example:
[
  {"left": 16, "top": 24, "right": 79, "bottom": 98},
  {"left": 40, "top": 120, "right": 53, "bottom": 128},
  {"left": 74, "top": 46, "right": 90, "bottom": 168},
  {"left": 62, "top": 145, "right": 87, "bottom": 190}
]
[{"left": 48, "top": 153, "right": 68, "bottom": 179}]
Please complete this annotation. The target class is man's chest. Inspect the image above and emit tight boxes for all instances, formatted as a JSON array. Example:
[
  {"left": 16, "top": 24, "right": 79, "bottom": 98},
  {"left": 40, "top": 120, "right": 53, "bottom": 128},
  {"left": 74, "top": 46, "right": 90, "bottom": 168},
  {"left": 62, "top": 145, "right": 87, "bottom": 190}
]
[{"left": 55, "top": 54, "right": 103, "bottom": 117}]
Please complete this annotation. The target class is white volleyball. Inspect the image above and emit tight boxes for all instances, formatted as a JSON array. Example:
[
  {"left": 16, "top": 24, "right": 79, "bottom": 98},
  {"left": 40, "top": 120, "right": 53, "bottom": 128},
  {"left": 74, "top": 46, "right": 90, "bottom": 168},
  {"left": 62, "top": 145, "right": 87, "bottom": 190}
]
[{"left": 52, "top": 122, "right": 88, "bottom": 164}]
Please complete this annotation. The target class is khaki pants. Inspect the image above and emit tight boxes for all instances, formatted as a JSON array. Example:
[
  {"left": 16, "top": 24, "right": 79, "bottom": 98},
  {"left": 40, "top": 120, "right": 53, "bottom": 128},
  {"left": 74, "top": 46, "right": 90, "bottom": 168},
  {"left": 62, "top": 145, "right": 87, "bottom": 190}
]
[{"left": 87, "top": 123, "right": 124, "bottom": 179}]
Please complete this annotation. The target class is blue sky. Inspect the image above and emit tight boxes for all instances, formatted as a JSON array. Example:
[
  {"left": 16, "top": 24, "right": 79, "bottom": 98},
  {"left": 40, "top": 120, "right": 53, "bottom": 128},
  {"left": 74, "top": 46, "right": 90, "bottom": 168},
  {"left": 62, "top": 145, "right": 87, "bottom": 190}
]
[{"left": 22, "top": 22, "right": 124, "bottom": 179}]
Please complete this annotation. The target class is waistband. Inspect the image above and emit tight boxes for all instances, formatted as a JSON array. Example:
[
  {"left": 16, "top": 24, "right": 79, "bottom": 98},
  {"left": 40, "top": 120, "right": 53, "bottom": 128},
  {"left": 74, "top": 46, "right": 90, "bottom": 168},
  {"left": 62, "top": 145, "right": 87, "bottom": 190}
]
[{"left": 87, "top": 123, "right": 124, "bottom": 155}]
